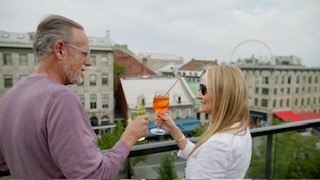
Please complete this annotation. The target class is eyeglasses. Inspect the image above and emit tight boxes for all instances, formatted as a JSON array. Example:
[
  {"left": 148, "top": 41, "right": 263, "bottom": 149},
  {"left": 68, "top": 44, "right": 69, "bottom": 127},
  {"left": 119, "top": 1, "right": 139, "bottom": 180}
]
[
  {"left": 199, "top": 84, "right": 207, "bottom": 96},
  {"left": 65, "top": 44, "right": 91, "bottom": 60}
]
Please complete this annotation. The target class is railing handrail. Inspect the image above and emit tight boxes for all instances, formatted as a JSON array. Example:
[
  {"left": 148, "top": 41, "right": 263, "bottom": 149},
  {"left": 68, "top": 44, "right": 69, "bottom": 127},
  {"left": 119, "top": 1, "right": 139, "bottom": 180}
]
[{"left": 100, "top": 118, "right": 320, "bottom": 157}]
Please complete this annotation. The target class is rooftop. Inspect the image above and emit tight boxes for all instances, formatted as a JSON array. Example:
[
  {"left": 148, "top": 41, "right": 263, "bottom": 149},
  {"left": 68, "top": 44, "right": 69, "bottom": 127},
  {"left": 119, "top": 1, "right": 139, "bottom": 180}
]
[
  {"left": 137, "top": 52, "right": 183, "bottom": 61},
  {"left": 179, "top": 59, "right": 218, "bottom": 71},
  {"left": 120, "top": 77, "right": 195, "bottom": 109}
]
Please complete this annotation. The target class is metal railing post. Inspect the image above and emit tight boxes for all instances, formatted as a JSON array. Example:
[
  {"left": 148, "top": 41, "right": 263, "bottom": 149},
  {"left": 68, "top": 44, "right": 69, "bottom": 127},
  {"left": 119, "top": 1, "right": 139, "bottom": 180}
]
[
  {"left": 125, "top": 158, "right": 132, "bottom": 179},
  {"left": 265, "top": 134, "right": 273, "bottom": 179}
]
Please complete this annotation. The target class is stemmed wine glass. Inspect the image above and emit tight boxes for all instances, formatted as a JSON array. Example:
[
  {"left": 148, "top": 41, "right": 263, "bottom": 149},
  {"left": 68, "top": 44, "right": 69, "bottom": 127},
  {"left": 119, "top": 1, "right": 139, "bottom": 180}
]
[{"left": 150, "top": 90, "right": 169, "bottom": 135}]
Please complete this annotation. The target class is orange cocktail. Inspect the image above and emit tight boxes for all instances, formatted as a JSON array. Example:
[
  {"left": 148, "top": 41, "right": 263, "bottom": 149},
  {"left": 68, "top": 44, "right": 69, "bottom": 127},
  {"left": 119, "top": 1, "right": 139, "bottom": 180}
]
[
  {"left": 153, "top": 96, "right": 169, "bottom": 114},
  {"left": 151, "top": 90, "right": 169, "bottom": 135}
]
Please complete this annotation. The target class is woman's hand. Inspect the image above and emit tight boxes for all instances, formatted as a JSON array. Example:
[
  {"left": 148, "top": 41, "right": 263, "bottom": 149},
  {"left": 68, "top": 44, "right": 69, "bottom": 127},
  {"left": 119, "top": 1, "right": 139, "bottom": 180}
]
[{"left": 154, "top": 113, "right": 176, "bottom": 132}]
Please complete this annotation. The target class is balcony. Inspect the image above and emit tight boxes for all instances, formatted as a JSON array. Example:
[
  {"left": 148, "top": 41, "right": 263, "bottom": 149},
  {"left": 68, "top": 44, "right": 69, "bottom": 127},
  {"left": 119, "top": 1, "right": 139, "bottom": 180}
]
[
  {"left": 1, "top": 119, "right": 319, "bottom": 179},
  {"left": 116, "top": 118, "right": 320, "bottom": 179}
]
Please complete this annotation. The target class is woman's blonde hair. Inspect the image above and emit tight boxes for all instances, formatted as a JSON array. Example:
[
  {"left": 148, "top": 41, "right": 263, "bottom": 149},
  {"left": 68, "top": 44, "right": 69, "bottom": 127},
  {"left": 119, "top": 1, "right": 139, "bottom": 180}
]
[{"left": 189, "top": 64, "right": 250, "bottom": 156}]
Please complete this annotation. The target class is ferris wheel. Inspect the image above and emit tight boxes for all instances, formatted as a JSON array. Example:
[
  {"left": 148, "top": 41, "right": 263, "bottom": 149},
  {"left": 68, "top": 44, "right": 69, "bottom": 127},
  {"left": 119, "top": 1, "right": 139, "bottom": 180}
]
[{"left": 230, "top": 39, "right": 274, "bottom": 62}]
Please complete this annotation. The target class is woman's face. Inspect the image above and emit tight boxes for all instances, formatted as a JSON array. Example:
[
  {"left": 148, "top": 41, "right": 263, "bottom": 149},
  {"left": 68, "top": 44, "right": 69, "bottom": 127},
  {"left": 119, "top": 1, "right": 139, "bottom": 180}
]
[{"left": 197, "top": 73, "right": 212, "bottom": 114}]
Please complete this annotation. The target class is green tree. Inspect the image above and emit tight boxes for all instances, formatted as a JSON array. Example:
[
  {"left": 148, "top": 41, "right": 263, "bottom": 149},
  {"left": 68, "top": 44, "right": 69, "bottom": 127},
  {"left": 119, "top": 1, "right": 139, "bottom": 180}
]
[
  {"left": 114, "top": 61, "right": 126, "bottom": 92},
  {"left": 157, "top": 153, "right": 178, "bottom": 180},
  {"left": 194, "top": 124, "right": 205, "bottom": 136},
  {"left": 98, "top": 120, "right": 124, "bottom": 149},
  {"left": 247, "top": 126, "right": 320, "bottom": 179}
]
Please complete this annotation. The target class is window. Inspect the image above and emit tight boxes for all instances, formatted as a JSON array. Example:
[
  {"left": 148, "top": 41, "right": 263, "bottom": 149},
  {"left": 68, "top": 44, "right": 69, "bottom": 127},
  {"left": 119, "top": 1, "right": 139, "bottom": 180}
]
[
  {"left": 274, "top": 88, "right": 277, "bottom": 95},
  {"left": 262, "top": 88, "right": 269, "bottom": 95},
  {"left": 175, "top": 110, "right": 181, "bottom": 118},
  {"left": 296, "top": 76, "right": 300, "bottom": 84},
  {"left": 255, "top": 76, "right": 260, "bottom": 84},
  {"left": 281, "top": 77, "right": 285, "bottom": 84},
  {"left": 89, "top": 74, "right": 96, "bottom": 86},
  {"left": 90, "top": 94, "right": 97, "bottom": 109},
  {"left": 101, "top": 56, "right": 108, "bottom": 66},
  {"left": 308, "top": 87, "right": 311, "bottom": 93},
  {"left": 102, "top": 74, "right": 108, "bottom": 85},
  {"left": 308, "top": 76, "right": 312, "bottom": 84},
  {"left": 288, "top": 77, "right": 291, "bottom": 84},
  {"left": 301, "top": 98, "right": 304, "bottom": 106},
  {"left": 255, "top": 87, "right": 259, "bottom": 94},
  {"left": 296, "top": 87, "right": 299, "bottom": 94},
  {"left": 263, "top": 77, "right": 269, "bottom": 84},
  {"left": 79, "top": 94, "right": 85, "bottom": 106},
  {"left": 286, "top": 99, "right": 290, "bottom": 107},
  {"left": 3, "top": 54, "right": 12, "bottom": 65},
  {"left": 19, "top": 54, "right": 28, "bottom": 66},
  {"left": 186, "top": 109, "right": 191, "bottom": 118},
  {"left": 287, "top": 88, "right": 291, "bottom": 94},
  {"left": 273, "top": 100, "right": 276, "bottom": 108},
  {"left": 261, "top": 99, "right": 268, "bottom": 107},
  {"left": 274, "top": 76, "right": 278, "bottom": 84},
  {"left": 4, "top": 75, "right": 13, "bottom": 88},
  {"left": 280, "top": 88, "right": 284, "bottom": 95},
  {"left": 254, "top": 98, "right": 258, "bottom": 106},
  {"left": 280, "top": 99, "right": 283, "bottom": 107},
  {"left": 90, "top": 55, "right": 96, "bottom": 66},
  {"left": 102, "top": 94, "right": 108, "bottom": 108},
  {"left": 295, "top": 98, "right": 298, "bottom": 106}
]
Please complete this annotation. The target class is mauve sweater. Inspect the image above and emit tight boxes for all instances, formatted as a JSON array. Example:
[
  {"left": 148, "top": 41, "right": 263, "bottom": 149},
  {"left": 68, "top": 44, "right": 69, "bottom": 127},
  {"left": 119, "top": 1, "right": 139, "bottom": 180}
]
[{"left": 0, "top": 76, "right": 130, "bottom": 179}]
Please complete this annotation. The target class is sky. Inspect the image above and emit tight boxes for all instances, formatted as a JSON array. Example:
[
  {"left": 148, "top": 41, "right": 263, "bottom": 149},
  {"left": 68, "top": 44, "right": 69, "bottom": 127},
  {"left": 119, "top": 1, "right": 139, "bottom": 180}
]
[{"left": 1, "top": 0, "right": 319, "bottom": 67}]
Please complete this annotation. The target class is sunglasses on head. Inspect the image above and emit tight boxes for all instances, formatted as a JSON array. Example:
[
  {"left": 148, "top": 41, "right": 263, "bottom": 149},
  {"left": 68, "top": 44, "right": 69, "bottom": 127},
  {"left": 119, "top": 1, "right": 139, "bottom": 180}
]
[{"left": 199, "top": 84, "right": 207, "bottom": 95}]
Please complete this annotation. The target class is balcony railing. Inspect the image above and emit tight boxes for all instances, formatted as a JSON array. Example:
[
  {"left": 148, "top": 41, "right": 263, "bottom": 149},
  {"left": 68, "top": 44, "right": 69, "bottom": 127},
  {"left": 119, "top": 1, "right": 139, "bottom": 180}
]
[
  {"left": 1, "top": 119, "right": 319, "bottom": 179},
  {"left": 110, "top": 118, "right": 320, "bottom": 179}
]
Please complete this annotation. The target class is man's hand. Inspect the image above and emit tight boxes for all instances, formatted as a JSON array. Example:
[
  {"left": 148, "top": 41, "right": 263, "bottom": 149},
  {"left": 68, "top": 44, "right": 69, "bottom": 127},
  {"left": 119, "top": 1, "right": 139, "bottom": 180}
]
[{"left": 120, "top": 114, "right": 149, "bottom": 147}]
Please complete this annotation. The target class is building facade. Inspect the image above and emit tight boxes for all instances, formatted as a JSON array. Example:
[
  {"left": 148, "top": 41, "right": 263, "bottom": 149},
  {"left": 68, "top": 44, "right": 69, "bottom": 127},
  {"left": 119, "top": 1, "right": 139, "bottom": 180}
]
[
  {"left": 239, "top": 55, "right": 320, "bottom": 126},
  {"left": 0, "top": 30, "right": 115, "bottom": 135}
]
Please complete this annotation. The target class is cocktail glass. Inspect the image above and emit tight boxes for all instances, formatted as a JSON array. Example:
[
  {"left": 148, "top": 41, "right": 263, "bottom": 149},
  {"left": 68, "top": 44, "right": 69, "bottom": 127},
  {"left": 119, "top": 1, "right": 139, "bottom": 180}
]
[
  {"left": 150, "top": 90, "right": 169, "bottom": 135},
  {"left": 131, "top": 106, "right": 146, "bottom": 141}
]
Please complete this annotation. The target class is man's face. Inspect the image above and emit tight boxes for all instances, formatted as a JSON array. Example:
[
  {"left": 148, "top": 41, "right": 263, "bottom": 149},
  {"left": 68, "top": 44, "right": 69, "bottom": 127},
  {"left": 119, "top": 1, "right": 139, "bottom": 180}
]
[{"left": 63, "top": 28, "right": 91, "bottom": 85}]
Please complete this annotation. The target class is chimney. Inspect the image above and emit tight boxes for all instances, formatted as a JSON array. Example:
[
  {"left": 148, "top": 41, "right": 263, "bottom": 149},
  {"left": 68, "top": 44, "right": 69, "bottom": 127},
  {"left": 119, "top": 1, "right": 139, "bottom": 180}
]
[{"left": 142, "top": 58, "right": 148, "bottom": 67}]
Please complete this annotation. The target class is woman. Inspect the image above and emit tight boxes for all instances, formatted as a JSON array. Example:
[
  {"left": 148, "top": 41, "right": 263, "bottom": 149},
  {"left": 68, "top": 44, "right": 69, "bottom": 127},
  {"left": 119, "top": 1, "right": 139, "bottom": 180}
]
[{"left": 155, "top": 64, "right": 252, "bottom": 179}]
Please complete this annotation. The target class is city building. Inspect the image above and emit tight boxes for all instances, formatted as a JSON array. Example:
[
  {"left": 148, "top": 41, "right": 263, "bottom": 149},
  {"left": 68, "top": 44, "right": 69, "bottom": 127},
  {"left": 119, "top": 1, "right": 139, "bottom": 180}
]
[
  {"left": 136, "top": 52, "right": 184, "bottom": 75},
  {"left": 177, "top": 58, "right": 218, "bottom": 83},
  {"left": 238, "top": 55, "right": 320, "bottom": 127},
  {"left": 0, "top": 30, "right": 115, "bottom": 135},
  {"left": 113, "top": 48, "right": 156, "bottom": 77}
]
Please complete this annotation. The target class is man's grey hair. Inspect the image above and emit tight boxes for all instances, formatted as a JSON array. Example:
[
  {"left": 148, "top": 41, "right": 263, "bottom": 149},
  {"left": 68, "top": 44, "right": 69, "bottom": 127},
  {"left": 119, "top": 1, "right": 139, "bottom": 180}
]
[{"left": 33, "top": 14, "right": 84, "bottom": 59}]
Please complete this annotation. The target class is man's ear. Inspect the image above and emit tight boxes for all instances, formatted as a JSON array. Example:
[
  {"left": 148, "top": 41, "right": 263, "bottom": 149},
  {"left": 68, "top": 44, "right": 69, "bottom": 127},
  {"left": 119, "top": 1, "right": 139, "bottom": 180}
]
[{"left": 53, "top": 40, "right": 65, "bottom": 60}]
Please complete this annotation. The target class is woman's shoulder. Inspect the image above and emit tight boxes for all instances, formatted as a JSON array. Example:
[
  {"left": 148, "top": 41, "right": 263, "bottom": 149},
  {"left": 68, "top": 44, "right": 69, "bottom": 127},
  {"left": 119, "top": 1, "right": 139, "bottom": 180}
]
[{"left": 206, "top": 129, "right": 251, "bottom": 147}]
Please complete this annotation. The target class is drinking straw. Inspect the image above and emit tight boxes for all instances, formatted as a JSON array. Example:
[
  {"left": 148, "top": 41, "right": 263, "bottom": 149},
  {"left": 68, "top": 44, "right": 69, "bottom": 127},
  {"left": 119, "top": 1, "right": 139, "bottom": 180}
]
[{"left": 165, "top": 76, "right": 181, "bottom": 96}]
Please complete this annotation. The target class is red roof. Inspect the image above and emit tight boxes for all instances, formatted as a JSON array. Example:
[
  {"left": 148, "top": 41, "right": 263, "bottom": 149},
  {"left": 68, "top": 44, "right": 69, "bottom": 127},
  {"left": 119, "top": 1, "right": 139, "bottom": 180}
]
[{"left": 274, "top": 111, "right": 320, "bottom": 122}]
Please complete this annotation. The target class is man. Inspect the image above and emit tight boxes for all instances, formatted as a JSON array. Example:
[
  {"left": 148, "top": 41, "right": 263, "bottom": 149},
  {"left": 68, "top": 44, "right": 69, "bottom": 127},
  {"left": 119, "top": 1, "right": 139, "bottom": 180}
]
[{"left": 0, "top": 15, "right": 148, "bottom": 179}]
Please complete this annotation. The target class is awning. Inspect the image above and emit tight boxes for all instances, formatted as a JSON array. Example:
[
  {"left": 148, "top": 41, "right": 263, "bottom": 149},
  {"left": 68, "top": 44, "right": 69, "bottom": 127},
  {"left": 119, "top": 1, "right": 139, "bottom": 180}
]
[
  {"left": 274, "top": 111, "right": 320, "bottom": 122},
  {"left": 147, "top": 117, "right": 201, "bottom": 138}
]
